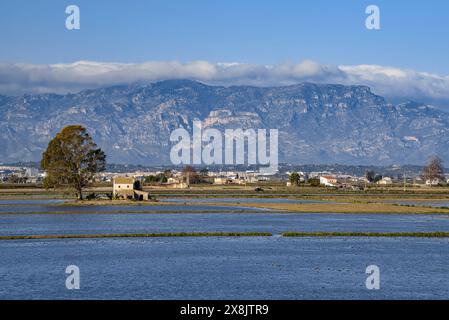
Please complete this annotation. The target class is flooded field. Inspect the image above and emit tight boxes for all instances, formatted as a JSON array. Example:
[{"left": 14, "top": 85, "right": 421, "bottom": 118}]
[
  {"left": 1, "top": 237, "right": 448, "bottom": 299},
  {"left": 0, "top": 198, "right": 448, "bottom": 299}
]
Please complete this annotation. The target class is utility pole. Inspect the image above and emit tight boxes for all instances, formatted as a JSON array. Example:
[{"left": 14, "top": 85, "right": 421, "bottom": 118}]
[{"left": 403, "top": 169, "right": 406, "bottom": 192}]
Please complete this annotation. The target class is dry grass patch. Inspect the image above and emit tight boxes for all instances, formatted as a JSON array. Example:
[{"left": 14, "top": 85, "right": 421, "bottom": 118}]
[{"left": 209, "top": 202, "right": 449, "bottom": 214}]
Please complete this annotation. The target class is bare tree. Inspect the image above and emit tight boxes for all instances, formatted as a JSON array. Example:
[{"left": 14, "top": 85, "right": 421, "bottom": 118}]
[
  {"left": 421, "top": 156, "right": 445, "bottom": 184},
  {"left": 182, "top": 165, "right": 200, "bottom": 184}
]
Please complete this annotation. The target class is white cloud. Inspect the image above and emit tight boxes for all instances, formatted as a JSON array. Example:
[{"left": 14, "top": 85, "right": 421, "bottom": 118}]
[{"left": 0, "top": 60, "right": 448, "bottom": 106}]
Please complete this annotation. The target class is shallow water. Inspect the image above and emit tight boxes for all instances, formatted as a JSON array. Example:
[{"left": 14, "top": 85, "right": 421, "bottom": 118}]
[
  {"left": 1, "top": 212, "right": 449, "bottom": 236},
  {"left": 164, "top": 197, "right": 328, "bottom": 204},
  {"left": 1, "top": 198, "right": 448, "bottom": 300},
  {"left": 0, "top": 199, "right": 264, "bottom": 213},
  {"left": 387, "top": 200, "right": 449, "bottom": 208},
  {"left": 1, "top": 199, "right": 449, "bottom": 236},
  {"left": 0, "top": 237, "right": 448, "bottom": 299},
  {"left": 0, "top": 199, "right": 67, "bottom": 205}
]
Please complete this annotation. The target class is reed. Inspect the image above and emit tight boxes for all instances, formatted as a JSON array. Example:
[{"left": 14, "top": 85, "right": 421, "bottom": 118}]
[
  {"left": 282, "top": 231, "right": 449, "bottom": 238},
  {"left": 0, "top": 232, "right": 273, "bottom": 240}
]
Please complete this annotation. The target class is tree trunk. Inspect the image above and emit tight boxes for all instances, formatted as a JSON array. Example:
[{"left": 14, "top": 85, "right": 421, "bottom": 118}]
[{"left": 78, "top": 188, "right": 83, "bottom": 200}]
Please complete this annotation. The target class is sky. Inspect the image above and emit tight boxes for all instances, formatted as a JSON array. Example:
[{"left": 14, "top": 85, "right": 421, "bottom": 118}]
[{"left": 0, "top": 0, "right": 448, "bottom": 105}]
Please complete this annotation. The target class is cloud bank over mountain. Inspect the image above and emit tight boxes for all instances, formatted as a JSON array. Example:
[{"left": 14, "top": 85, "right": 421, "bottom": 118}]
[{"left": 1, "top": 60, "right": 448, "bottom": 106}]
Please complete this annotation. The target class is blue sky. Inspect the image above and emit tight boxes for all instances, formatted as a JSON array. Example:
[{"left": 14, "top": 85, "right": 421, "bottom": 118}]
[
  {"left": 0, "top": 0, "right": 448, "bottom": 73},
  {"left": 0, "top": 0, "right": 448, "bottom": 104}
]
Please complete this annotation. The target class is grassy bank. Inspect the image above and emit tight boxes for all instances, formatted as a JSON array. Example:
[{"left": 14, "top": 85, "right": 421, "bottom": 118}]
[
  {"left": 282, "top": 231, "right": 449, "bottom": 238},
  {"left": 0, "top": 232, "right": 273, "bottom": 240}
]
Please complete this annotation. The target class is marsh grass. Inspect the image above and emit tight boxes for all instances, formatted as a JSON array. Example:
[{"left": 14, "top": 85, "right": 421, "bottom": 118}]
[
  {"left": 3, "top": 231, "right": 449, "bottom": 240},
  {"left": 282, "top": 231, "right": 449, "bottom": 238},
  {"left": 0, "top": 232, "right": 273, "bottom": 240}
]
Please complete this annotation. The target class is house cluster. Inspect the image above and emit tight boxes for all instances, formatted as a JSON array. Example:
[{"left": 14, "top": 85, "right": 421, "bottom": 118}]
[
  {"left": 211, "top": 171, "right": 268, "bottom": 185},
  {"left": 152, "top": 170, "right": 269, "bottom": 188},
  {"left": 0, "top": 166, "right": 44, "bottom": 184},
  {"left": 103, "top": 168, "right": 449, "bottom": 191},
  {"left": 302, "top": 172, "right": 449, "bottom": 188},
  {"left": 315, "top": 174, "right": 396, "bottom": 188},
  {"left": 98, "top": 169, "right": 273, "bottom": 190}
]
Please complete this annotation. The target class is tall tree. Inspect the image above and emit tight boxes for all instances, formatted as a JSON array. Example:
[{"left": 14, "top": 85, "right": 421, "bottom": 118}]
[
  {"left": 365, "top": 170, "right": 375, "bottom": 183},
  {"left": 41, "top": 125, "right": 106, "bottom": 199},
  {"left": 289, "top": 172, "right": 300, "bottom": 186},
  {"left": 421, "top": 156, "right": 444, "bottom": 184}
]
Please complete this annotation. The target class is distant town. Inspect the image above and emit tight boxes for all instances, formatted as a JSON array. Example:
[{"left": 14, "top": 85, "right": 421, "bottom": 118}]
[{"left": 2, "top": 162, "right": 448, "bottom": 190}]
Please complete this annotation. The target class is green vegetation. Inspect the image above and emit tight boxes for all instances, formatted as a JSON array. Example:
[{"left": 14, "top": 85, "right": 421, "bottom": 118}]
[
  {"left": 3, "top": 231, "right": 449, "bottom": 241},
  {"left": 365, "top": 170, "right": 382, "bottom": 183},
  {"left": 308, "top": 177, "right": 321, "bottom": 187},
  {"left": 282, "top": 231, "right": 449, "bottom": 238},
  {"left": 144, "top": 173, "right": 168, "bottom": 184},
  {"left": 41, "top": 125, "right": 106, "bottom": 200},
  {"left": 0, "top": 232, "right": 273, "bottom": 240},
  {"left": 289, "top": 172, "right": 300, "bottom": 186}
]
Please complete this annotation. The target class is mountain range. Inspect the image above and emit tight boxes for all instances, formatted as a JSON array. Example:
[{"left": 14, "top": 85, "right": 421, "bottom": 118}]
[{"left": 0, "top": 79, "right": 448, "bottom": 166}]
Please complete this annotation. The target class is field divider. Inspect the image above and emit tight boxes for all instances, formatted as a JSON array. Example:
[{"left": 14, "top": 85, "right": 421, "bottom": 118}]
[
  {"left": 282, "top": 231, "right": 449, "bottom": 238},
  {"left": 3, "top": 231, "right": 449, "bottom": 240},
  {"left": 0, "top": 232, "right": 273, "bottom": 240}
]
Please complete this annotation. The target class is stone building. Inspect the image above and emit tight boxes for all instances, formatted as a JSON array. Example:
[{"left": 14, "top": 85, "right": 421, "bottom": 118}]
[{"left": 113, "top": 177, "right": 149, "bottom": 200}]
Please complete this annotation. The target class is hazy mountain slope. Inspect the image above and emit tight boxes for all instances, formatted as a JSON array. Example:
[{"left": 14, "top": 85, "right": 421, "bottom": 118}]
[{"left": 0, "top": 80, "right": 448, "bottom": 165}]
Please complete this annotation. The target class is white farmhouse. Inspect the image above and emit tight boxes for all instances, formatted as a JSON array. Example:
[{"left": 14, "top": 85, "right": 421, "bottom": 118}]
[
  {"left": 425, "top": 179, "right": 442, "bottom": 186},
  {"left": 377, "top": 177, "right": 393, "bottom": 185},
  {"left": 319, "top": 175, "right": 337, "bottom": 187}
]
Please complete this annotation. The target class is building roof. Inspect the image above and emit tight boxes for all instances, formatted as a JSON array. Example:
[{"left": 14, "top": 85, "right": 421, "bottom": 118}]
[{"left": 113, "top": 177, "right": 134, "bottom": 184}]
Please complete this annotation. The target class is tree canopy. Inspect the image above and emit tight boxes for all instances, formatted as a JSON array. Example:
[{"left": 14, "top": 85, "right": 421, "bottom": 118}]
[
  {"left": 365, "top": 170, "right": 382, "bottom": 183},
  {"left": 289, "top": 172, "right": 300, "bottom": 186},
  {"left": 40, "top": 125, "right": 106, "bottom": 199}
]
